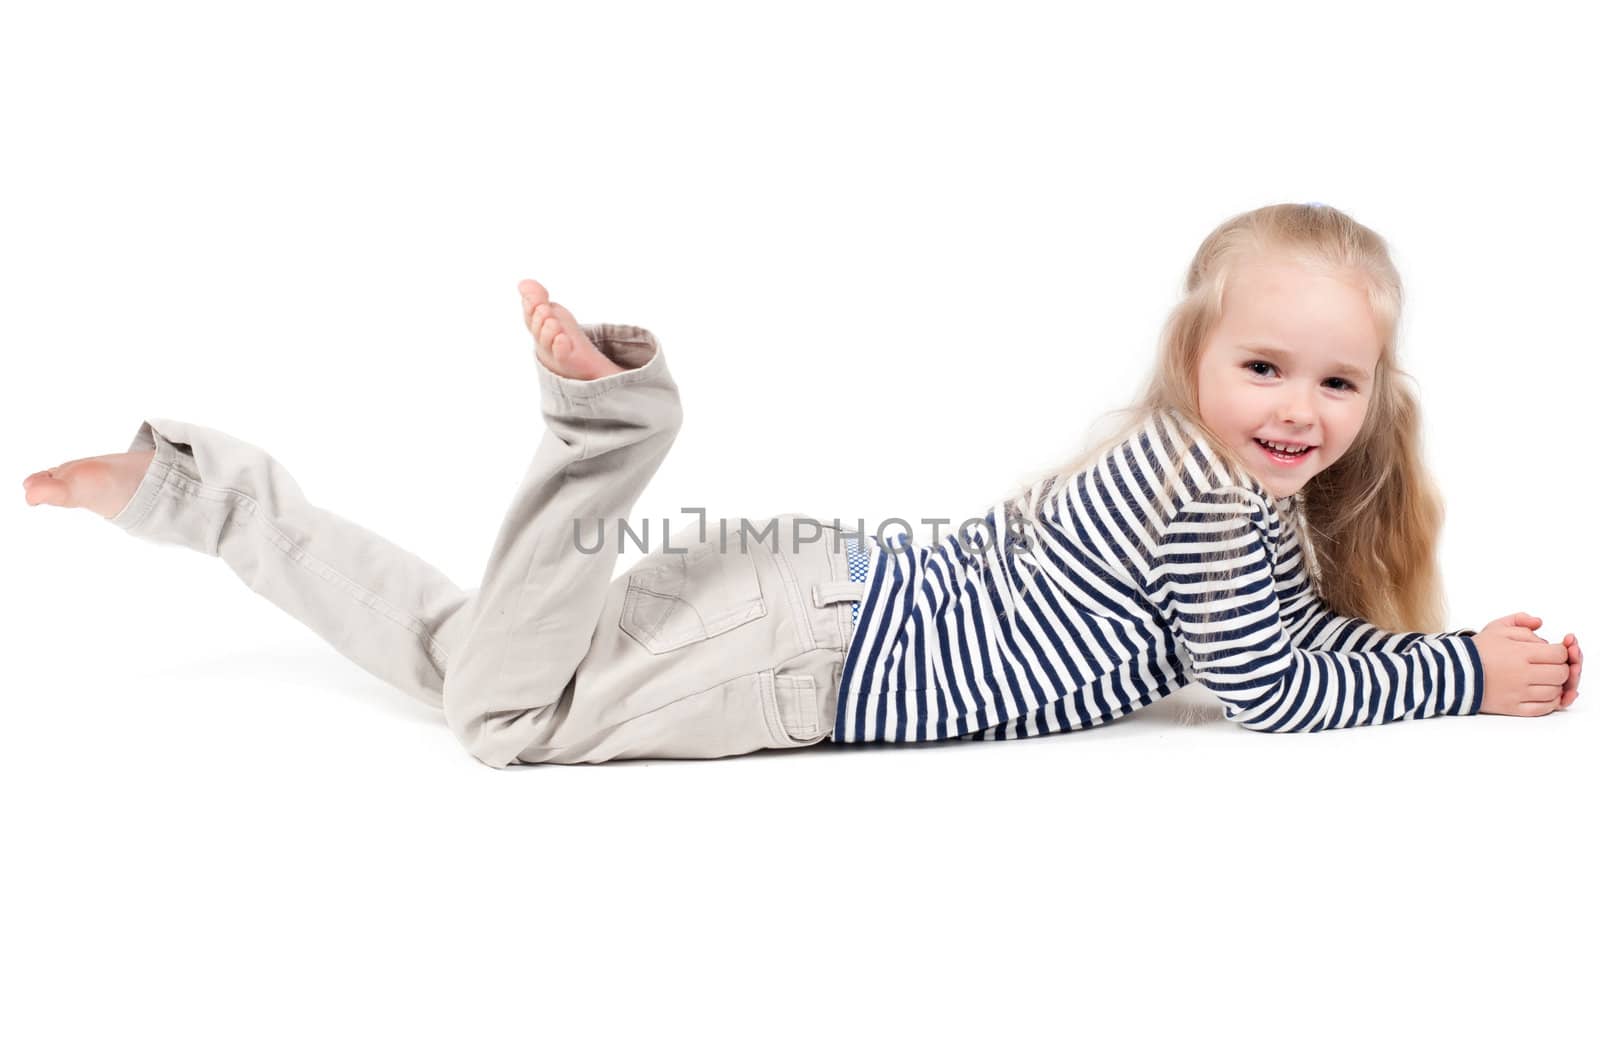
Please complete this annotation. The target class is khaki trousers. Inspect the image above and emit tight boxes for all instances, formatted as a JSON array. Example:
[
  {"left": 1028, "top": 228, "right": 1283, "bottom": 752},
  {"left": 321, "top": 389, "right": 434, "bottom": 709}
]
[{"left": 109, "top": 324, "right": 865, "bottom": 768}]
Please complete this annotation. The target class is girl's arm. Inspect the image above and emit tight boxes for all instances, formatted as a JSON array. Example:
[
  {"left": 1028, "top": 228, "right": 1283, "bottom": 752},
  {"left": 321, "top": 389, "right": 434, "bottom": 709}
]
[
  {"left": 1143, "top": 489, "right": 1483, "bottom": 732},
  {"left": 1271, "top": 518, "right": 1479, "bottom": 647}
]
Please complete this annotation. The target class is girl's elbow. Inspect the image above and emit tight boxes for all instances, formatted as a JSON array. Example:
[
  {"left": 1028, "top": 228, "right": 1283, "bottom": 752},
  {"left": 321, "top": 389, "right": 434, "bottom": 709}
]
[{"left": 1225, "top": 703, "right": 1298, "bottom": 733}]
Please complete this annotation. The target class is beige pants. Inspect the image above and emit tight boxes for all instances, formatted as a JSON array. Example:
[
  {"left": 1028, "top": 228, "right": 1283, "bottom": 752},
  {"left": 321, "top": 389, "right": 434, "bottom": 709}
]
[{"left": 108, "top": 324, "right": 864, "bottom": 768}]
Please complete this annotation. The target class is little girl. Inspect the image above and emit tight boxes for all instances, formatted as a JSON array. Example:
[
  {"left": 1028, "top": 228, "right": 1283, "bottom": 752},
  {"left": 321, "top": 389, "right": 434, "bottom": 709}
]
[{"left": 23, "top": 202, "right": 1583, "bottom": 768}]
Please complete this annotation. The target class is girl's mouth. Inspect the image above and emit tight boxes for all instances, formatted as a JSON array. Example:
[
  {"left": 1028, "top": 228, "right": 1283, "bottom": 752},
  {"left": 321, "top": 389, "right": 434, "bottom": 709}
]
[{"left": 1254, "top": 438, "right": 1317, "bottom": 466}]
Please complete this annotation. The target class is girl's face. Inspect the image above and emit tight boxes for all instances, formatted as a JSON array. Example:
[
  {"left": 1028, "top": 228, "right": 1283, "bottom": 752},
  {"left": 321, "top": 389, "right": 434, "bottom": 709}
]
[{"left": 1195, "top": 254, "right": 1381, "bottom": 498}]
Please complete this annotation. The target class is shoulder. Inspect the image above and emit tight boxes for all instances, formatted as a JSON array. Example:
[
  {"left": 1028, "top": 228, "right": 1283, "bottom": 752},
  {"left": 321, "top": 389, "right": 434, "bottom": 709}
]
[
  {"left": 1125, "top": 410, "right": 1275, "bottom": 518},
  {"left": 1031, "top": 409, "right": 1279, "bottom": 545}
]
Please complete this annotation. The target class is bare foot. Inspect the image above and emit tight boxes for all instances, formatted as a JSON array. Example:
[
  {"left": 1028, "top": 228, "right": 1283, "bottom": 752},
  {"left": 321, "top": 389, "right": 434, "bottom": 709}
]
[
  {"left": 516, "top": 279, "right": 623, "bottom": 381},
  {"left": 22, "top": 450, "right": 155, "bottom": 519}
]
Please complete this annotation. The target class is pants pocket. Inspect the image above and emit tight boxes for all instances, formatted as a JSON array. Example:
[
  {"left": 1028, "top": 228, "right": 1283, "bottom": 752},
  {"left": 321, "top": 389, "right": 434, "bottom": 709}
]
[
  {"left": 618, "top": 538, "right": 768, "bottom": 654},
  {"left": 761, "top": 669, "right": 829, "bottom": 746}
]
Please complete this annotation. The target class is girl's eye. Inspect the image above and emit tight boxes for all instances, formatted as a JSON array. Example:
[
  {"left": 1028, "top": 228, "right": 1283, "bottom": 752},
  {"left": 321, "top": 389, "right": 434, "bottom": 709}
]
[{"left": 1243, "top": 361, "right": 1357, "bottom": 393}]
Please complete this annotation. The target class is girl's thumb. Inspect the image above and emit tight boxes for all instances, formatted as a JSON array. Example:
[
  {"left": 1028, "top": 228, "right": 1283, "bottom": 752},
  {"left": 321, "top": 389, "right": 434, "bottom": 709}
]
[{"left": 1486, "top": 612, "right": 1543, "bottom": 631}]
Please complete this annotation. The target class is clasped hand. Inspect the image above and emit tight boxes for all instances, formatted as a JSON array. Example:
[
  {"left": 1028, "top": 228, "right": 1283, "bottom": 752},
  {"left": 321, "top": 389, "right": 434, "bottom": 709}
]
[{"left": 1471, "top": 613, "right": 1583, "bottom": 716}]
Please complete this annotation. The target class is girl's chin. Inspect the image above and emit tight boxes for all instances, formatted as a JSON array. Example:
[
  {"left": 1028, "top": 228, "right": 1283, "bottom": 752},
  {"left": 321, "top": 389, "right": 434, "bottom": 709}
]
[{"left": 1250, "top": 455, "right": 1317, "bottom": 490}]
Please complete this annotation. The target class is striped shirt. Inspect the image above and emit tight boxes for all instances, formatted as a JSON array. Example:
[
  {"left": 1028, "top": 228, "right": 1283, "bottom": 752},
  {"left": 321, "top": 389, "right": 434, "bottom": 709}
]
[{"left": 833, "top": 409, "right": 1483, "bottom": 742}]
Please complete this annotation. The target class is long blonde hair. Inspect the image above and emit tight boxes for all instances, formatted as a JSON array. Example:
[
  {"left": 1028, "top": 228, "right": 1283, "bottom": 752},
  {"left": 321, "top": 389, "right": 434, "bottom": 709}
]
[{"left": 986, "top": 201, "right": 1452, "bottom": 635}]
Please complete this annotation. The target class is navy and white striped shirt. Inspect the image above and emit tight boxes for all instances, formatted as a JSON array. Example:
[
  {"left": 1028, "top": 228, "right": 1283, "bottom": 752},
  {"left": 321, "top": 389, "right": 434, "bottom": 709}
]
[{"left": 833, "top": 409, "right": 1482, "bottom": 742}]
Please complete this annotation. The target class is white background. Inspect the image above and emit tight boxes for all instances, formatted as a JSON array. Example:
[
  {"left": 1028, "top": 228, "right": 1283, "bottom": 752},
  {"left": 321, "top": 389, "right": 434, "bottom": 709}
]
[{"left": 3, "top": 1, "right": 1595, "bottom": 1060}]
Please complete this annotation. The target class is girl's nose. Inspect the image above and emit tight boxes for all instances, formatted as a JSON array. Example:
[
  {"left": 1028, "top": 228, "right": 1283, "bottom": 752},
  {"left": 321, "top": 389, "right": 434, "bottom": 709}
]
[{"left": 1276, "top": 392, "right": 1316, "bottom": 426}]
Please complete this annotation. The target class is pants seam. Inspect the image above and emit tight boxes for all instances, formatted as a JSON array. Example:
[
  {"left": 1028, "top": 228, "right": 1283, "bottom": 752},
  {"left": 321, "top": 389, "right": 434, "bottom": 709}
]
[
  {"left": 155, "top": 466, "right": 453, "bottom": 675},
  {"left": 768, "top": 532, "right": 815, "bottom": 653}
]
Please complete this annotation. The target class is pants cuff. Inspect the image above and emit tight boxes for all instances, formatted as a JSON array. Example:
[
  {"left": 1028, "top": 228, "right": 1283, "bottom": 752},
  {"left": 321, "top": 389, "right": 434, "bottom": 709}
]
[{"left": 107, "top": 421, "right": 192, "bottom": 533}]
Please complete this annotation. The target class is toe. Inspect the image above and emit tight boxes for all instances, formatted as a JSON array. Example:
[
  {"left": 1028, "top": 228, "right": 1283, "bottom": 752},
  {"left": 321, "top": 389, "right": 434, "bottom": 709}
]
[
  {"left": 517, "top": 279, "right": 549, "bottom": 307},
  {"left": 527, "top": 302, "right": 552, "bottom": 336},
  {"left": 24, "top": 475, "right": 70, "bottom": 507},
  {"left": 538, "top": 316, "right": 562, "bottom": 349},
  {"left": 549, "top": 303, "right": 602, "bottom": 358},
  {"left": 548, "top": 302, "right": 585, "bottom": 337}
]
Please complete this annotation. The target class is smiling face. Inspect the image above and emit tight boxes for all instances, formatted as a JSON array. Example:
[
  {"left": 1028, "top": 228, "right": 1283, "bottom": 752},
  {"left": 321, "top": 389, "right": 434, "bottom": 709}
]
[{"left": 1195, "top": 254, "right": 1382, "bottom": 499}]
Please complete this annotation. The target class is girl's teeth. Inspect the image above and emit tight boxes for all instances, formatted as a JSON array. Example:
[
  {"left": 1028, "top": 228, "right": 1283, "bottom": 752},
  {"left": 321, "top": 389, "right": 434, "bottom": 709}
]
[{"left": 1255, "top": 438, "right": 1315, "bottom": 464}]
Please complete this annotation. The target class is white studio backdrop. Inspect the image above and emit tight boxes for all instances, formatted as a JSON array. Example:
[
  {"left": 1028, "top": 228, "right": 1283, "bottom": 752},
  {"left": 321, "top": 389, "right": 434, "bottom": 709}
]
[{"left": 2, "top": 2, "right": 1595, "bottom": 1061}]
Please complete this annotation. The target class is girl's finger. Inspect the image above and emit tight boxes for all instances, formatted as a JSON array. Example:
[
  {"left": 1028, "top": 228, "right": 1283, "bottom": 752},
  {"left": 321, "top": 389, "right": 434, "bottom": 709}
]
[{"left": 1561, "top": 637, "right": 1582, "bottom": 708}]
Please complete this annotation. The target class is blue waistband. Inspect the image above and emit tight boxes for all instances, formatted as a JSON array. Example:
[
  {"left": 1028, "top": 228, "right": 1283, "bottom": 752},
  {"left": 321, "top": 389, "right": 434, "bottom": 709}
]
[{"left": 843, "top": 533, "right": 870, "bottom": 624}]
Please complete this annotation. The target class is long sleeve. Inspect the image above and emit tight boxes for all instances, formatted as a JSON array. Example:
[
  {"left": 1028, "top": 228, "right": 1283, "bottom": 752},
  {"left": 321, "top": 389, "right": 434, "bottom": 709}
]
[
  {"left": 1271, "top": 507, "right": 1479, "bottom": 648},
  {"left": 1145, "top": 489, "right": 1484, "bottom": 731}
]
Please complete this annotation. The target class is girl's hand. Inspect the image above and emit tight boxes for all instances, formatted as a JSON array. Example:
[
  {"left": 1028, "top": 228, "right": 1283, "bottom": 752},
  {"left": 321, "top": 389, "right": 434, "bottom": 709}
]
[{"left": 1470, "top": 613, "right": 1572, "bottom": 717}]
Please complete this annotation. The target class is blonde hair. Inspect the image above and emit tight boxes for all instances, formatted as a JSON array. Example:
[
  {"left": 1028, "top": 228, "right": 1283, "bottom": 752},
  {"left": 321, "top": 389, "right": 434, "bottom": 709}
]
[{"left": 986, "top": 201, "right": 1452, "bottom": 637}]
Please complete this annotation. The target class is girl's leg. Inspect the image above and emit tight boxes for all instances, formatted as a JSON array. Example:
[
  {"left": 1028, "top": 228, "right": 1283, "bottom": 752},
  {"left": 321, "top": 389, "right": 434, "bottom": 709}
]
[
  {"left": 105, "top": 323, "right": 680, "bottom": 769},
  {"left": 440, "top": 324, "right": 681, "bottom": 767},
  {"left": 108, "top": 417, "right": 474, "bottom": 713}
]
